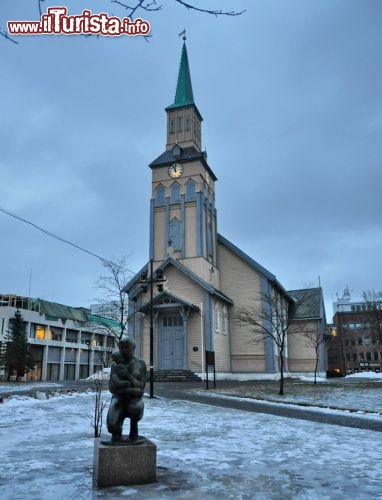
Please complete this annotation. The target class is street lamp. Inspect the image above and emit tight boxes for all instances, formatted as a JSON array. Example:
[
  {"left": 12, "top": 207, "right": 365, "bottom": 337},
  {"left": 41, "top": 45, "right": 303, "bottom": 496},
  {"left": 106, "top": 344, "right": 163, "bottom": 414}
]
[
  {"left": 86, "top": 340, "right": 91, "bottom": 378},
  {"left": 139, "top": 259, "right": 166, "bottom": 398}
]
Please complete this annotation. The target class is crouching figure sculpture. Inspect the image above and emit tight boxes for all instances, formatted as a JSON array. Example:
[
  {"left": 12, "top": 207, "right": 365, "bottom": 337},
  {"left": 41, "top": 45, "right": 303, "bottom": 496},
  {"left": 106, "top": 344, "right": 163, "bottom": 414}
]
[{"left": 106, "top": 337, "right": 147, "bottom": 443}]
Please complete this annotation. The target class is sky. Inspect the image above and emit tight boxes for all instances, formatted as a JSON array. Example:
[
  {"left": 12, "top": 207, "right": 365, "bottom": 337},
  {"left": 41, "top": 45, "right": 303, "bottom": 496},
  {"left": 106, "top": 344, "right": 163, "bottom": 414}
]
[
  {"left": 1, "top": 0, "right": 381, "bottom": 319},
  {"left": 1, "top": 378, "right": 382, "bottom": 498}
]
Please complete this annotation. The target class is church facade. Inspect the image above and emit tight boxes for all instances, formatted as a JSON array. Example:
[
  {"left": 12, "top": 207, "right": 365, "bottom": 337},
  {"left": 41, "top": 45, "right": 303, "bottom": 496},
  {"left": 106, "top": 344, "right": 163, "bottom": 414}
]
[{"left": 126, "top": 42, "right": 328, "bottom": 377}]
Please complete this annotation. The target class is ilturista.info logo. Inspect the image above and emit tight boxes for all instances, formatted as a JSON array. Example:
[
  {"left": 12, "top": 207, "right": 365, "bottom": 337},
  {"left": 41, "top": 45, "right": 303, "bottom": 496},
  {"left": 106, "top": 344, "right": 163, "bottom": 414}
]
[{"left": 7, "top": 7, "right": 151, "bottom": 37}]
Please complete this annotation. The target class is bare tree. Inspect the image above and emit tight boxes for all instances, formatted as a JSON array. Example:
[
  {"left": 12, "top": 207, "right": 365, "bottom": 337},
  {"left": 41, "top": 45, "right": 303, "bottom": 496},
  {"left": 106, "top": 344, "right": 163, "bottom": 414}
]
[
  {"left": 87, "top": 377, "right": 107, "bottom": 438},
  {"left": 235, "top": 288, "right": 293, "bottom": 396},
  {"left": 93, "top": 255, "right": 134, "bottom": 342},
  {"left": 236, "top": 288, "right": 322, "bottom": 395},
  {"left": 303, "top": 328, "right": 326, "bottom": 384}
]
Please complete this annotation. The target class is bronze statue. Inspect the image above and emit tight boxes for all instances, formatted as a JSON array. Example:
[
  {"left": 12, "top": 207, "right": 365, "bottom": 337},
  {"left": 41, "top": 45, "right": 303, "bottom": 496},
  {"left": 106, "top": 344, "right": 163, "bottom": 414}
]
[{"left": 106, "top": 337, "right": 147, "bottom": 443}]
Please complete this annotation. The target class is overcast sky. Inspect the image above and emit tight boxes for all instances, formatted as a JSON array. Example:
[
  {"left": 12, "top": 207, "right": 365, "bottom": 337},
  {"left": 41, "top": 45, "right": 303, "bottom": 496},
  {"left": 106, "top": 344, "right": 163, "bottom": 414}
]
[{"left": 1, "top": 0, "right": 381, "bottom": 318}]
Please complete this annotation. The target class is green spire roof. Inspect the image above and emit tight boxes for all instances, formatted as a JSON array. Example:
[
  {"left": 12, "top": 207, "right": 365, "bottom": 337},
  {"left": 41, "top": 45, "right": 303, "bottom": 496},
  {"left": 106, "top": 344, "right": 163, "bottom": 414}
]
[{"left": 166, "top": 42, "right": 195, "bottom": 110}]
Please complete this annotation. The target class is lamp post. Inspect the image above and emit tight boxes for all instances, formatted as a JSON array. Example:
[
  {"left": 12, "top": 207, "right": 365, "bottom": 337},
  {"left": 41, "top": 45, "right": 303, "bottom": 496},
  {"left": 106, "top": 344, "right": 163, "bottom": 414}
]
[
  {"left": 139, "top": 259, "right": 166, "bottom": 398},
  {"left": 86, "top": 340, "right": 91, "bottom": 378}
]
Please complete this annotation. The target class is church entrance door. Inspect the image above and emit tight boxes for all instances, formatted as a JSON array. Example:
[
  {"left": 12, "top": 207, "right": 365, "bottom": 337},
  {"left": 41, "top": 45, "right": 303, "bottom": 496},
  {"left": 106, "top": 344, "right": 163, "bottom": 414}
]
[{"left": 160, "top": 314, "right": 184, "bottom": 369}]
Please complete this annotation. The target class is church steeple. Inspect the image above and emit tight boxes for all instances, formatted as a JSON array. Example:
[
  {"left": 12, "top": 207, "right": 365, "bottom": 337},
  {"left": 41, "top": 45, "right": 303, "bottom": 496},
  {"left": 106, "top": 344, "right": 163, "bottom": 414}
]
[
  {"left": 167, "top": 42, "right": 195, "bottom": 109},
  {"left": 165, "top": 41, "right": 203, "bottom": 151}
]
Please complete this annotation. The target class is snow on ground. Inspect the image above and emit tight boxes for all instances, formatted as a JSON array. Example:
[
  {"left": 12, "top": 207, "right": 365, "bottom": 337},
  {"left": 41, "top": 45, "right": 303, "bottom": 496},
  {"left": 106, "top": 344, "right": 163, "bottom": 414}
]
[
  {"left": 1, "top": 390, "right": 382, "bottom": 499},
  {"left": 346, "top": 371, "right": 382, "bottom": 379}
]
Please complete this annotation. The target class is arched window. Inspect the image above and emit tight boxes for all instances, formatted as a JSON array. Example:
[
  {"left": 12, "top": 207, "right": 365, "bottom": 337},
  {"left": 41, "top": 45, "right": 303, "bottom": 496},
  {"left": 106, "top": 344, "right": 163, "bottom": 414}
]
[
  {"left": 185, "top": 179, "right": 196, "bottom": 201},
  {"left": 177, "top": 116, "right": 183, "bottom": 132},
  {"left": 171, "top": 182, "right": 181, "bottom": 204},
  {"left": 170, "top": 118, "right": 175, "bottom": 134},
  {"left": 169, "top": 218, "right": 181, "bottom": 250},
  {"left": 155, "top": 184, "right": 166, "bottom": 206},
  {"left": 207, "top": 216, "right": 213, "bottom": 257},
  {"left": 222, "top": 306, "right": 228, "bottom": 335},
  {"left": 214, "top": 302, "right": 220, "bottom": 332}
]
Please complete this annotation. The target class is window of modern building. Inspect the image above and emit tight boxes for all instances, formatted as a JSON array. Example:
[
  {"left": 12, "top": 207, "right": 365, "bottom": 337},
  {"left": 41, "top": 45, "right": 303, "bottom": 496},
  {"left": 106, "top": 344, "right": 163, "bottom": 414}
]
[
  {"left": 50, "top": 330, "right": 62, "bottom": 341},
  {"left": 359, "top": 352, "right": 365, "bottom": 360},
  {"left": 358, "top": 337, "right": 363, "bottom": 345},
  {"left": 94, "top": 334, "right": 103, "bottom": 347},
  {"left": 374, "top": 352, "right": 379, "bottom": 361},
  {"left": 35, "top": 325, "right": 45, "bottom": 340},
  {"left": 366, "top": 352, "right": 372, "bottom": 361}
]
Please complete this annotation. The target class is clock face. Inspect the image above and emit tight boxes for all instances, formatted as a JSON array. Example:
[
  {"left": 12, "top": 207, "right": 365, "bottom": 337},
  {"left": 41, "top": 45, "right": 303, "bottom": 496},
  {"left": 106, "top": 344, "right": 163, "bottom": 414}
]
[{"left": 168, "top": 163, "right": 183, "bottom": 178}]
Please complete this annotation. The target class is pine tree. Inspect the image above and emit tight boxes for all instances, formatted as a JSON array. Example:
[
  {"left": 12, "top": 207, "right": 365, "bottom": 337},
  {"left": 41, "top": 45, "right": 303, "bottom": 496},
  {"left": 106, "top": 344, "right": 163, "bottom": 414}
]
[{"left": 2, "top": 310, "right": 35, "bottom": 381}]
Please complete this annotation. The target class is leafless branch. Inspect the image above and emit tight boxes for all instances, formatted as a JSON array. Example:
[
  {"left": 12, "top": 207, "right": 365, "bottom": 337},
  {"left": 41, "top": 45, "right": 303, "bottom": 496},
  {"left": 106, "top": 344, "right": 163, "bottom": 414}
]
[
  {"left": 38, "top": 0, "right": 46, "bottom": 18},
  {"left": 0, "top": 27, "right": 19, "bottom": 44},
  {"left": 111, "top": 0, "right": 162, "bottom": 19},
  {"left": 174, "top": 0, "right": 245, "bottom": 16}
]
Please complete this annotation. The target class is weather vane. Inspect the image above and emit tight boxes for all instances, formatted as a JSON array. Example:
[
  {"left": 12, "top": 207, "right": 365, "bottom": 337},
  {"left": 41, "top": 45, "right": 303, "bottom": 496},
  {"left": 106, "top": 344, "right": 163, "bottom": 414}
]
[{"left": 179, "top": 29, "right": 186, "bottom": 41}]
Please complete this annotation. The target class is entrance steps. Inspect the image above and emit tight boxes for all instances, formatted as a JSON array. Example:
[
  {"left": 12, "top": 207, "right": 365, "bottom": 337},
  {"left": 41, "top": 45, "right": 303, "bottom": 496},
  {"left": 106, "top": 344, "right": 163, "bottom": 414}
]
[{"left": 152, "top": 369, "right": 202, "bottom": 382}]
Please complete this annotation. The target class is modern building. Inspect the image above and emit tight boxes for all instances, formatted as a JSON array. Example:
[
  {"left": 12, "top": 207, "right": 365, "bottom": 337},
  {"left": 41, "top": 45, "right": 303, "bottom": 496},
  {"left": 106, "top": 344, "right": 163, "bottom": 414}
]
[
  {"left": 328, "top": 288, "right": 382, "bottom": 374},
  {"left": 125, "top": 41, "right": 329, "bottom": 378},
  {"left": 0, "top": 294, "right": 117, "bottom": 381}
]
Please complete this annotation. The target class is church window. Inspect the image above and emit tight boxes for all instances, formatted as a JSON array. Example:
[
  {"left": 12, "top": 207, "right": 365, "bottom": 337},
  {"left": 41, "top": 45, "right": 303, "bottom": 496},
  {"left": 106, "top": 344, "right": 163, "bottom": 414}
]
[
  {"left": 163, "top": 315, "right": 183, "bottom": 327},
  {"left": 170, "top": 182, "right": 181, "bottom": 204},
  {"left": 222, "top": 306, "right": 228, "bottom": 335},
  {"left": 218, "top": 306, "right": 223, "bottom": 333},
  {"left": 207, "top": 217, "right": 213, "bottom": 257},
  {"left": 214, "top": 302, "right": 220, "bottom": 332},
  {"left": 177, "top": 116, "right": 183, "bottom": 132},
  {"left": 169, "top": 218, "right": 181, "bottom": 250},
  {"left": 170, "top": 119, "right": 175, "bottom": 134},
  {"left": 185, "top": 115, "right": 190, "bottom": 131},
  {"left": 186, "top": 179, "right": 196, "bottom": 201},
  {"left": 155, "top": 185, "right": 166, "bottom": 206}
]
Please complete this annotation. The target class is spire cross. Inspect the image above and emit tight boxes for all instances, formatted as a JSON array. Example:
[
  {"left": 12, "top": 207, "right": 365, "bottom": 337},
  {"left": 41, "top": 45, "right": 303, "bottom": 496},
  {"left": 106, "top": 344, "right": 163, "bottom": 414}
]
[{"left": 179, "top": 29, "right": 186, "bottom": 41}]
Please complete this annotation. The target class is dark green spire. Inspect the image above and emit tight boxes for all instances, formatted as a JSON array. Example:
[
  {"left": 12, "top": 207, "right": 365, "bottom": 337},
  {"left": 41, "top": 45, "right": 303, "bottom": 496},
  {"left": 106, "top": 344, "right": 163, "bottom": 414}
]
[{"left": 166, "top": 42, "right": 195, "bottom": 110}]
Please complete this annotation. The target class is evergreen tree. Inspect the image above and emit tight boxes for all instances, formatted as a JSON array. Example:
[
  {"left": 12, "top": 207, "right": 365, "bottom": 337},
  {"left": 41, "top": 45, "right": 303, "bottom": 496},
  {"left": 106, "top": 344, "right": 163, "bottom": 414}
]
[{"left": 2, "top": 310, "right": 35, "bottom": 381}]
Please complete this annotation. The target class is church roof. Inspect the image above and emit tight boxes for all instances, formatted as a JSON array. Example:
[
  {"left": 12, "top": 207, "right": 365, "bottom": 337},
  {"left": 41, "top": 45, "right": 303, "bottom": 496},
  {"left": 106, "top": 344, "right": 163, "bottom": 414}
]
[
  {"left": 166, "top": 42, "right": 195, "bottom": 110},
  {"left": 125, "top": 257, "right": 233, "bottom": 305},
  {"left": 138, "top": 290, "right": 200, "bottom": 313},
  {"left": 288, "top": 288, "right": 324, "bottom": 320},
  {"left": 149, "top": 146, "right": 216, "bottom": 180}
]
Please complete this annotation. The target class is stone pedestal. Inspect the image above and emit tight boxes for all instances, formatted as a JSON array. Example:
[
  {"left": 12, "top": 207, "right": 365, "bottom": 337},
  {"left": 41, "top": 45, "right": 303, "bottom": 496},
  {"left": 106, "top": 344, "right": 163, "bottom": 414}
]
[{"left": 93, "top": 437, "right": 157, "bottom": 487}]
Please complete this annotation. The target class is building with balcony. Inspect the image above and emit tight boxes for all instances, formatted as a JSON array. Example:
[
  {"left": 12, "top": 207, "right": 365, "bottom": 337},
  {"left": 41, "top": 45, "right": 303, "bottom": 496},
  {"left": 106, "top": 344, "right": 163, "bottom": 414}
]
[{"left": 0, "top": 294, "right": 117, "bottom": 381}]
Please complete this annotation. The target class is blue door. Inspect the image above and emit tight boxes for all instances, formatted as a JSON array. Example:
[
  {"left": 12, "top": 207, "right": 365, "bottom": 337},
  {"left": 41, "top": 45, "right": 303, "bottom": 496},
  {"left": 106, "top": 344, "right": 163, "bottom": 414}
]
[{"left": 160, "top": 315, "right": 184, "bottom": 369}]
